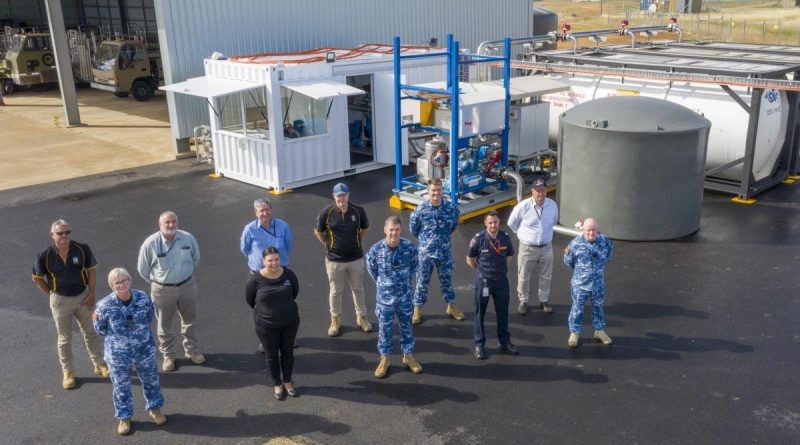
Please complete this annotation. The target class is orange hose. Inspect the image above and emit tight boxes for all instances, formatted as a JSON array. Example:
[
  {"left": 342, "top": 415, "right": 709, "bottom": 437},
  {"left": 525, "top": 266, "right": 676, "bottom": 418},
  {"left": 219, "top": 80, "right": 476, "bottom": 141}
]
[{"left": 230, "top": 43, "right": 435, "bottom": 65}]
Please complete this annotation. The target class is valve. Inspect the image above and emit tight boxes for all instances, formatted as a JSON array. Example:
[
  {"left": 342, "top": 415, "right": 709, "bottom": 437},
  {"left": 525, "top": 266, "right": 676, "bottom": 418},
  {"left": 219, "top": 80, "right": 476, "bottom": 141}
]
[
  {"left": 430, "top": 148, "right": 449, "bottom": 167},
  {"left": 560, "top": 22, "right": 571, "bottom": 42},
  {"left": 667, "top": 16, "right": 678, "bottom": 32},
  {"left": 619, "top": 19, "right": 629, "bottom": 36}
]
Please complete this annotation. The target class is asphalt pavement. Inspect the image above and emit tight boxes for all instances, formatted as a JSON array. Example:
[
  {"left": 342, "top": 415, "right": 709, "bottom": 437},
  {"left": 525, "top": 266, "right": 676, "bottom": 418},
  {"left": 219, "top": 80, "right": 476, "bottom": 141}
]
[{"left": 0, "top": 159, "right": 798, "bottom": 444}]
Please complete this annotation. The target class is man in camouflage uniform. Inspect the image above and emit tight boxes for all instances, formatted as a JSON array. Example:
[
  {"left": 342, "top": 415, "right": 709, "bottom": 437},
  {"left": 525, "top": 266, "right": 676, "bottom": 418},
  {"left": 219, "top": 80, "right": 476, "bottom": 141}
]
[
  {"left": 366, "top": 216, "right": 422, "bottom": 379},
  {"left": 94, "top": 268, "right": 166, "bottom": 435},
  {"left": 409, "top": 178, "right": 464, "bottom": 325},
  {"left": 563, "top": 217, "right": 614, "bottom": 348}
]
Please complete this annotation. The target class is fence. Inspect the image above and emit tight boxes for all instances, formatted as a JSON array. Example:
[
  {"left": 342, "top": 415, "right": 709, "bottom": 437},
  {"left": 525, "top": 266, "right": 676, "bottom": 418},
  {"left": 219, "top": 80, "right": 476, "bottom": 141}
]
[{"left": 625, "top": 10, "right": 800, "bottom": 45}]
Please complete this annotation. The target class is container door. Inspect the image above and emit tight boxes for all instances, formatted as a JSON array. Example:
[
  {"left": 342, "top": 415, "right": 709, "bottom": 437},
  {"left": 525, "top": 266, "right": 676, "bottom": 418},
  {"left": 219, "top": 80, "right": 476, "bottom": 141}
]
[{"left": 373, "top": 73, "right": 408, "bottom": 165}]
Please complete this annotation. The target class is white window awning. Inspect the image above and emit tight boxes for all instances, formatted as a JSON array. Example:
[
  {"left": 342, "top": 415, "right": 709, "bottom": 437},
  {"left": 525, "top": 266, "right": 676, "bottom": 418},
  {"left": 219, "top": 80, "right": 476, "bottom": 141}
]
[
  {"left": 484, "top": 76, "right": 570, "bottom": 100},
  {"left": 160, "top": 76, "right": 262, "bottom": 99},
  {"left": 282, "top": 79, "right": 365, "bottom": 100}
]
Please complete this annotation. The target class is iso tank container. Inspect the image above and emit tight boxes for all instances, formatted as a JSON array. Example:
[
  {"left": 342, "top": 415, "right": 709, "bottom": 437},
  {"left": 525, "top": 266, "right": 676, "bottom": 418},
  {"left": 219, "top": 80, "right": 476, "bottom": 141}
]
[
  {"left": 557, "top": 96, "right": 711, "bottom": 241},
  {"left": 542, "top": 74, "right": 788, "bottom": 182}
]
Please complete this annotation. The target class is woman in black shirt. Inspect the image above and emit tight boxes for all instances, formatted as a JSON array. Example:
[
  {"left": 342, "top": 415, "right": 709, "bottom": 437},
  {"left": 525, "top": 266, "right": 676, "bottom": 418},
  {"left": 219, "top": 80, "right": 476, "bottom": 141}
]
[{"left": 245, "top": 247, "right": 300, "bottom": 400}]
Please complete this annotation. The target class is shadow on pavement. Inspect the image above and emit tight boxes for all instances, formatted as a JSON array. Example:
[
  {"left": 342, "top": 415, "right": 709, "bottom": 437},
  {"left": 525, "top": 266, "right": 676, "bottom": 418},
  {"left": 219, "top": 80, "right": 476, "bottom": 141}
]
[
  {"left": 304, "top": 380, "right": 480, "bottom": 407},
  {"left": 137, "top": 410, "right": 350, "bottom": 438},
  {"left": 608, "top": 303, "right": 711, "bottom": 320},
  {"left": 424, "top": 361, "right": 609, "bottom": 384}
]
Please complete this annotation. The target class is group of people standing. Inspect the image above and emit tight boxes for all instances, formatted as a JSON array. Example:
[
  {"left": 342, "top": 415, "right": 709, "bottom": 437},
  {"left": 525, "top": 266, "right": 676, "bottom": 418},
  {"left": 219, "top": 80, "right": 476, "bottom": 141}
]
[
  {"left": 31, "top": 177, "right": 613, "bottom": 435},
  {"left": 33, "top": 213, "right": 201, "bottom": 435}
]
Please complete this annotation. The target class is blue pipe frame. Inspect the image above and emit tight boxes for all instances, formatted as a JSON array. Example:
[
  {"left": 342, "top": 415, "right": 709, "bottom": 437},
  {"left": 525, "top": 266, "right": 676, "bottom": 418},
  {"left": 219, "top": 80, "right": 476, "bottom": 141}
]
[{"left": 393, "top": 35, "right": 511, "bottom": 205}]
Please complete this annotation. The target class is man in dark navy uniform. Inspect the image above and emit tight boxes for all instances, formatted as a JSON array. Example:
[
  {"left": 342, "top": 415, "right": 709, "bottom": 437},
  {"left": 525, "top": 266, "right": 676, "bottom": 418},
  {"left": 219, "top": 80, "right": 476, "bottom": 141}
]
[{"left": 466, "top": 211, "right": 517, "bottom": 360}]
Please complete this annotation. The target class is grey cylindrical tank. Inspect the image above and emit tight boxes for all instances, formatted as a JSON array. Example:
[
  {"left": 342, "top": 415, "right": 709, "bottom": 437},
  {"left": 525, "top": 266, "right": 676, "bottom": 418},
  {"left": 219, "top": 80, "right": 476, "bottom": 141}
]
[
  {"left": 557, "top": 96, "right": 711, "bottom": 241},
  {"left": 532, "top": 6, "right": 558, "bottom": 50}
]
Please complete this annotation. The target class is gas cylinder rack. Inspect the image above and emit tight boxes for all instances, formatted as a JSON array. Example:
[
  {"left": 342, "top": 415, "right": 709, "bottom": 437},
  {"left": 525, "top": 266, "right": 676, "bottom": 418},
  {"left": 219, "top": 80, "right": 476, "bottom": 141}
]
[{"left": 390, "top": 34, "right": 525, "bottom": 220}]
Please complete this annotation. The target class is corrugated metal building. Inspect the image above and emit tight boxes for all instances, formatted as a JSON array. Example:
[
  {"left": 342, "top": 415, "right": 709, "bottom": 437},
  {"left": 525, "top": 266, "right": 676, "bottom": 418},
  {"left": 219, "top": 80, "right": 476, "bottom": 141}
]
[
  {"left": 4, "top": 0, "right": 531, "bottom": 152},
  {"left": 154, "top": 0, "right": 533, "bottom": 152},
  {"left": 1, "top": 0, "right": 157, "bottom": 37}
]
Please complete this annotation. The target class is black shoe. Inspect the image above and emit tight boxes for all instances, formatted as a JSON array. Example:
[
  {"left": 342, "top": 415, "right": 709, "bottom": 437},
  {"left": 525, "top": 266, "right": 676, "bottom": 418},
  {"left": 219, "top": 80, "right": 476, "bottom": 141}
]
[
  {"left": 540, "top": 302, "right": 553, "bottom": 314},
  {"left": 286, "top": 387, "right": 300, "bottom": 397},
  {"left": 273, "top": 390, "right": 286, "bottom": 401},
  {"left": 517, "top": 302, "right": 528, "bottom": 315},
  {"left": 499, "top": 342, "right": 519, "bottom": 355},
  {"left": 474, "top": 345, "right": 486, "bottom": 360}
]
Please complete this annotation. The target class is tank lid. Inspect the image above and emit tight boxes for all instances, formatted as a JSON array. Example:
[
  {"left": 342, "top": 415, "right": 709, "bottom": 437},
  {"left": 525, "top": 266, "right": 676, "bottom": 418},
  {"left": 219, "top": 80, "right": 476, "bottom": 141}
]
[{"left": 560, "top": 96, "right": 711, "bottom": 132}]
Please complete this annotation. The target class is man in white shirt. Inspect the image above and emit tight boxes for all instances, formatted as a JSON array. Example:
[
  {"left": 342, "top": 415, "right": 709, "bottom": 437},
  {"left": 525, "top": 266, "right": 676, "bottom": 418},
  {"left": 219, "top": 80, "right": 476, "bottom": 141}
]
[{"left": 507, "top": 179, "right": 559, "bottom": 315}]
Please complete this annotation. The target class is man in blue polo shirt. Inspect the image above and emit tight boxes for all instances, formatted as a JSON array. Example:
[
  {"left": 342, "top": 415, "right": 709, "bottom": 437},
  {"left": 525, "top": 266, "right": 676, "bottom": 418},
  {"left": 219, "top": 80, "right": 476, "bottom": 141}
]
[
  {"left": 241, "top": 198, "right": 293, "bottom": 269},
  {"left": 466, "top": 211, "right": 518, "bottom": 360},
  {"left": 32, "top": 219, "right": 109, "bottom": 389}
]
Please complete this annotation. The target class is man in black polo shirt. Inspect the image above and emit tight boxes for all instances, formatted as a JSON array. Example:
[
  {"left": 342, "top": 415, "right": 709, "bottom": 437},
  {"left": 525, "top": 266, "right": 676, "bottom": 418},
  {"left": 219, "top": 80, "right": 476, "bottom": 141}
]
[
  {"left": 32, "top": 219, "right": 109, "bottom": 389},
  {"left": 314, "top": 182, "right": 372, "bottom": 336},
  {"left": 466, "top": 211, "right": 518, "bottom": 360}
]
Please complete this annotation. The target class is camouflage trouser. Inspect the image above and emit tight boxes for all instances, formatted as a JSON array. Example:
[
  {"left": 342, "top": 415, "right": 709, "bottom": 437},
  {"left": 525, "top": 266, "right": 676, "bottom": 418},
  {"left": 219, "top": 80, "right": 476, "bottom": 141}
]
[
  {"left": 375, "top": 301, "right": 414, "bottom": 355},
  {"left": 413, "top": 255, "right": 456, "bottom": 306},
  {"left": 106, "top": 341, "right": 164, "bottom": 419},
  {"left": 568, "top": 288, "right": 606, "bottom": 334}
]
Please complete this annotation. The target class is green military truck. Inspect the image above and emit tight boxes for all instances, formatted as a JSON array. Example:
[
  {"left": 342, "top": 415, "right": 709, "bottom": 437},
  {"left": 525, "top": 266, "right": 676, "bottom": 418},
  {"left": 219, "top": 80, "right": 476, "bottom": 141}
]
[
  {"left": 90, "top": 39, "right": 160, "bottom": 101},
  {"left": 0, "top": 32, "right": 59, "bottom": 94}
]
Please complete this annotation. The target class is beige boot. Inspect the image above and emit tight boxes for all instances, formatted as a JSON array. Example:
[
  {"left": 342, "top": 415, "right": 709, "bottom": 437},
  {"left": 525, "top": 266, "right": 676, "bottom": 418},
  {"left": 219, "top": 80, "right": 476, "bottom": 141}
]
[
  {"left": 356, "top": 314, "right": 373, "bottom": 332},
  {"left": 184, "top": 351, "right": 206, "bottom": 364},
  {"left": 374, "top": 355, "right": 390, "bottom": 378},
  {"left": 412, "top": 305, "right": 422, "bottom": 325},
  {"left": 94, "top": 363, "right": 110, "bottom": 377},
  {"left": 446, "top": 303, "right": 465, "bottom": 321},
  {"left": 402, "top": 353, "right": 422, "bottom": 374},
  {"left": 148, "top": 409, "right": 167, "bottom": 426},
  {"left": 117, "top": 418, "right": 131, "bottom": 435},
  {"left": 328, "top": 316, "right": 341, "bottom": 337},
  {"left": 62, "top": 370, "right": 76, "bottom": 390},
  {"left": 162, "top": 357, "right": 175, "bottom": 372},
  {"left": 594, "top": 330, "right": 613, "bottom": 345},
  {"left": 568, "top": 333, "right": 579, "bottom": 348}
]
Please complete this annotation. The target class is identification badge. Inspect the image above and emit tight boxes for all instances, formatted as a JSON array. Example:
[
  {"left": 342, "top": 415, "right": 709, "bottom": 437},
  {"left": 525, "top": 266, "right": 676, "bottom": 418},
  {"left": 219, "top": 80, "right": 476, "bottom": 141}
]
[{"left": 482, "top": 285, "right": 489, "bottom": 297}]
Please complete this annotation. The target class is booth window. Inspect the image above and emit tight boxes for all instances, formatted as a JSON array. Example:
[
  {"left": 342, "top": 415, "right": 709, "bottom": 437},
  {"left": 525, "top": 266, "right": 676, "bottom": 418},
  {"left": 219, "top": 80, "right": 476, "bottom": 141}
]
[
  {"left": 219, "top": 88, "right": 269, "bottom": 138},
  {"left": 280, "top": 87, "right": 328, "bottom": 139}
]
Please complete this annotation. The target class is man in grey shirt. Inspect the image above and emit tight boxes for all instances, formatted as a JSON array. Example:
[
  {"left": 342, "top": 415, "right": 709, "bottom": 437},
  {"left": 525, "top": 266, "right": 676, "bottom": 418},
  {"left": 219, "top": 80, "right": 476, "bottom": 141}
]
[
  {"left": 137, "top": 211, "right": 204, "bottom": 372},
  {"left": 507, "top": 179, "right": 559, "bottom": 315}
]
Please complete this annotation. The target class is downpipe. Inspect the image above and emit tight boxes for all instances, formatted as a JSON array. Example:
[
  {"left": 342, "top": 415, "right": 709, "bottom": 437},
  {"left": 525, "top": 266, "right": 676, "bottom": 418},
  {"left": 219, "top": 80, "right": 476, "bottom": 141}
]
[{"left": 500, "top": 169, "right": 525, "bottom": 204}]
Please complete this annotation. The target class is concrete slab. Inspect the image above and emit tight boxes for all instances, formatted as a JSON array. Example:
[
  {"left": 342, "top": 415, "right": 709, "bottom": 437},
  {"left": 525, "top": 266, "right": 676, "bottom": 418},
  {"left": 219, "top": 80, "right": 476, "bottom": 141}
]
[
  {"left": 0, "top": 87, "right": 174, "bottom": 191},
  {"left": 0, "top": 161, "right": 798, "bottom": 444}
]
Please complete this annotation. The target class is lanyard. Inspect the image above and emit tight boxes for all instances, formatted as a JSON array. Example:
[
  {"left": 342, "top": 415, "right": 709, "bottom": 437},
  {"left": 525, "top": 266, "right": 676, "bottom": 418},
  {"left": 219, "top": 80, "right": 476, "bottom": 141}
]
[
  {"left": 260, "top": 220, "right": 276, "bottom": 238},
  {"left": 487, "top": 236, "right": 503, "bottom": 255},
  {"left": 157, "top": 233, "right": 177, "bottom": 258},
  {"left": 534, "top": 202, "right": 543, "bottom": 222}
]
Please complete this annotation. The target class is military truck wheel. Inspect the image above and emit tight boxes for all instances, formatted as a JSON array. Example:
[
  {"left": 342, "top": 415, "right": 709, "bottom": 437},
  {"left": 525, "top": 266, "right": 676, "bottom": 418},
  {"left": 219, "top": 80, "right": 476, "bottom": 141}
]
[
  {"left": 114, "top": 92, "right": 130, "bottom": 98},
  {"left": 2, "top": 80, "right": 13, "bottom": 95},
  {"left": 132, "top": 80, "right": 153, "bottom": 102}
]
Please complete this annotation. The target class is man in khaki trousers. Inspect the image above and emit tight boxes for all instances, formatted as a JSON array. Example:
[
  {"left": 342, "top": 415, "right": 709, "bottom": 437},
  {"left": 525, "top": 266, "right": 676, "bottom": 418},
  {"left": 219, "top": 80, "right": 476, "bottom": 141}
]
[
  {"left": 32, "top": 219, "right": 109, "bottom": 389},
  {"left": 314, "top": 183, "right": 373, "bottom": 336},
  {"left": 137, "top": 211, "right": 204, "bottom": 372}
]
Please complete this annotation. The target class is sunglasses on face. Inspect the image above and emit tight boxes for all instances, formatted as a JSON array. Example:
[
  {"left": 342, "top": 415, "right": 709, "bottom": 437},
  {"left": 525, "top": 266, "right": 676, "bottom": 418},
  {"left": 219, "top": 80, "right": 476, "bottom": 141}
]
[{"left": 55, "top": 230, "right": 72, "bottom": 236}]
